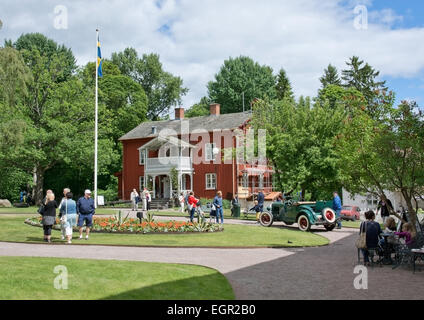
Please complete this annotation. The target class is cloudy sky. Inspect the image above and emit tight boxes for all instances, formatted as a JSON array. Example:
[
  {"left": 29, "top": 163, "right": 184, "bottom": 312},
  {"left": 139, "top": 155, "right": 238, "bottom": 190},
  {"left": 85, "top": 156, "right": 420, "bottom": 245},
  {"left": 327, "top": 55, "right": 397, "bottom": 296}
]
[{"left": 1, "top": 0, "right": 423, "bottom": 111}]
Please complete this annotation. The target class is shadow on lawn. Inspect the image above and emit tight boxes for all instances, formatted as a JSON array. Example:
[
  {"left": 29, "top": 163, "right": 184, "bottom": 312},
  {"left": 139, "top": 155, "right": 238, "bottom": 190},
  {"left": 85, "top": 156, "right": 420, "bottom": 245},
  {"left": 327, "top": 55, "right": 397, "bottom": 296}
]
[{"left": 100, "top": 273, "right": 234, "bottom": 300}]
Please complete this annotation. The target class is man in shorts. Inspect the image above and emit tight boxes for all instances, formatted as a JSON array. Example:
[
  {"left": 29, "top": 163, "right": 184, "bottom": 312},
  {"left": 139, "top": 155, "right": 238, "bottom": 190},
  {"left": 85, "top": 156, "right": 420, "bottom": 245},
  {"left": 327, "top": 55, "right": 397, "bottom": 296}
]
[{"left": 77, "top": 189, "right": 95, "bottom": 240}]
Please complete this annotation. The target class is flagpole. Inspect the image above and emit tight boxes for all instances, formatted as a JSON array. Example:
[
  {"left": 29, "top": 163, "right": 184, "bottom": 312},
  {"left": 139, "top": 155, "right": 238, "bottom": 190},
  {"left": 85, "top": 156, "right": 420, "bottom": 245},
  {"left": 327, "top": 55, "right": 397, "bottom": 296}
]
[{"left": 94, "top": 29, "right": 99, "bottom": 209}]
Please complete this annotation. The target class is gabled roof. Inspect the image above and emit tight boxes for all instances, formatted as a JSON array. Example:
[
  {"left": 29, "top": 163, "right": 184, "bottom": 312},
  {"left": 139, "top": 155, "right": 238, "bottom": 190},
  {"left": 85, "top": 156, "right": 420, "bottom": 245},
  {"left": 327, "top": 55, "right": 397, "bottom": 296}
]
[{"left": 119, "top": 112, "right": 252, "bottom": 141}]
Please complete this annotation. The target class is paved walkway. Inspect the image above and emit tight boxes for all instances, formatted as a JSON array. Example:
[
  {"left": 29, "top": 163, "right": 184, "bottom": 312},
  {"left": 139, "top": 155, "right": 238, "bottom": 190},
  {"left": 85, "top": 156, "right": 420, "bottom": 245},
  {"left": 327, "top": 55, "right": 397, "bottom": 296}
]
[{"left": 1, "top": 221, "right": 423, "bottom": 300}]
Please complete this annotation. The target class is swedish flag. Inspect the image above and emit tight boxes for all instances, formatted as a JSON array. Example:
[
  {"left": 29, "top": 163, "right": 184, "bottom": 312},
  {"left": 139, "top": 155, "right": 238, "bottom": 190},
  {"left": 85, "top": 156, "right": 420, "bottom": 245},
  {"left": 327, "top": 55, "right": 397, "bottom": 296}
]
[{"left": 97, "top": 35, "right": 103, "bottom": 77}]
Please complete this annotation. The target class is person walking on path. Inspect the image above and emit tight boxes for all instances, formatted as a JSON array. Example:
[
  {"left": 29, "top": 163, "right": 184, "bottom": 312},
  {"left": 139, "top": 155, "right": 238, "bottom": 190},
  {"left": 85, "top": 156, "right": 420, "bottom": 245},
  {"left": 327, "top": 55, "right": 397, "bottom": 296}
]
[
  {"left": 179, "top": 192, "right": 185, "bottom": 213},
  {"left": 256, "top": 189, "right": 265, "bottom": 223},
  {"left": 141, "top": 188, "right": 148, "bottom": 211},
  {"left": 77, "top": 189, "right": 95, "bottom": 240},
  {"left": 359, "top": 210, "right": 382, "bottom": 266},
  {"left": 59, "top": 192, "right": 77, "bottom": 244},
  {"left": 188, "top": 192, "right": 199, "bottom": 223},
  {"left": 130, "top": 189, "right": 139, "bottom": 211},
  {"left": 213, "top": 191, "right": 224, "bottom": 224},
  {"left": 377, "top": 196, "right": 393, "bottom": 224},
  {"left": 333, "top": 191, "right": 343, "bottom": 229},
  {"left": 58, "top": 188, "right": 71, "bottom": 240},
  {"left": 146, "top": 189, "right": 152, "bottom": 211},
  {"left": 42, "top": 193, "right": 58, "bottom": 243}
]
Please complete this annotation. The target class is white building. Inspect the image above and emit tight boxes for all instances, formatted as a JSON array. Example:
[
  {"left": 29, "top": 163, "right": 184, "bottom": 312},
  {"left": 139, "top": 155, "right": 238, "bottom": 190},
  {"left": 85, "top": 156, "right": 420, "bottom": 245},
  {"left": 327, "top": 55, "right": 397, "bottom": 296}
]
[{"left": 342, "top": 189, "right": 424, "bottom": 213}]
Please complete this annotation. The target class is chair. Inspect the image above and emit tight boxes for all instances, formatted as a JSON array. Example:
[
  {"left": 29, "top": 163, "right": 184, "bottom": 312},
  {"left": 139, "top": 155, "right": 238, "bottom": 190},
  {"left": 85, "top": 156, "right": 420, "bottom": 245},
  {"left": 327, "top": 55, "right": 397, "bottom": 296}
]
[
  {"left": 393, "top": 232, "right": 424, "bottom": 270},
  {"left": 357, "top": 247, "right": 383, "bottom": 268}
]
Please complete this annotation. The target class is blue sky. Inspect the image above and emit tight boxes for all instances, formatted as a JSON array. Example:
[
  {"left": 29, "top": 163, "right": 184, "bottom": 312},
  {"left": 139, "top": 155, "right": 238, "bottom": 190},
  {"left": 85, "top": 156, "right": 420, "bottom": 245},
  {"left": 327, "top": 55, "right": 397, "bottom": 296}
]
[{"left": 0, "top": 0, "right": 423, "bottom": 109}]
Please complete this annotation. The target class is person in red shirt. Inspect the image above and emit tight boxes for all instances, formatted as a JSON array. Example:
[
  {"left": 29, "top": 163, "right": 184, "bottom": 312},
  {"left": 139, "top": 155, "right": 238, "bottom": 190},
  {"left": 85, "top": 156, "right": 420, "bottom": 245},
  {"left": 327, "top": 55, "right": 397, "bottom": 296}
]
[{"left": 188, "top": 191, "right": 199, "bottom": 223}]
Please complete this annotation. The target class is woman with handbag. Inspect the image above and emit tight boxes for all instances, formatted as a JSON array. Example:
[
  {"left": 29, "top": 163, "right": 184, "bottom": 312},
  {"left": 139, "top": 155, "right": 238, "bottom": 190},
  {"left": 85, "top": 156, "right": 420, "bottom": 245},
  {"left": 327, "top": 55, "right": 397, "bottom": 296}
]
[
  {"left": 42, "top": 193, "right": 58, "bottom": 243},
  {"left": 358, "top": 210, "right": 382, "bottom": 266},
  {"left": 59, "top": 192, "right": 77, "bottom": 244}
]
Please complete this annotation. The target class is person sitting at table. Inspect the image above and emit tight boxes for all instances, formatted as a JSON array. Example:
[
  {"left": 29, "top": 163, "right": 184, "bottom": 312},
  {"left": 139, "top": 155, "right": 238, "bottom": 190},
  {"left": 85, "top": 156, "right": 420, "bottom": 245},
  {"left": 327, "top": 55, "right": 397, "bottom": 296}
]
[
  {"left": 359, "top": 210, "right": 382, "bottom": 266},
  {"left": 395, "top": 223, "right": 416, "bottom": 246},
  {"left": 379, "top": 216, "right": 398, "bottom": 249}
]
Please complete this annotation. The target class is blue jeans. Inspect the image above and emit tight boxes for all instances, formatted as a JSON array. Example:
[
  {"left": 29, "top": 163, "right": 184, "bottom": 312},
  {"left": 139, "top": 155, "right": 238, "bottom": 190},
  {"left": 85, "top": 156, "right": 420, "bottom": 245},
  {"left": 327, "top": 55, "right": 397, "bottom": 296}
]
[
  {"left": 361, "top": 249, "right": 370, "bottom": 263},
  {"left": 336, "top": 209, "right": 342, "bottom": 228},
  {"left": 216, "top": 207, "right": 224, "bottom": 224},
  {"left": 190, "top": 207, "right": 196, "bottom": 222}
]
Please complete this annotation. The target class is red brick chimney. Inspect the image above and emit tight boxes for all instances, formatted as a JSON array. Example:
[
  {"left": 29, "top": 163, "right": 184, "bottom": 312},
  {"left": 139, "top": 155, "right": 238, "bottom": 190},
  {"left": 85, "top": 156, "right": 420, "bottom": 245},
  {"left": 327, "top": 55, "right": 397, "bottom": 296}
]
[
  {"left": 175, "top": 107, "right": 184, "bottom": 120},
  {"left": 210, "top": 103, "right": 220, "bottom": 116}
]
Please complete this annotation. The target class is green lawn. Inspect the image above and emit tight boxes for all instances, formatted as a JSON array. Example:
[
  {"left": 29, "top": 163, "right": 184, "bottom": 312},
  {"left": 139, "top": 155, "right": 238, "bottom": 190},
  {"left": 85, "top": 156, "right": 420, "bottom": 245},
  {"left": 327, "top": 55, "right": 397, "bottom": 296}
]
[
  {"left": 0, "top": 256, "right": 234, "bottom": 300},
  {"left": 0, "top": 215, "right": 329, "bottom": 248}
]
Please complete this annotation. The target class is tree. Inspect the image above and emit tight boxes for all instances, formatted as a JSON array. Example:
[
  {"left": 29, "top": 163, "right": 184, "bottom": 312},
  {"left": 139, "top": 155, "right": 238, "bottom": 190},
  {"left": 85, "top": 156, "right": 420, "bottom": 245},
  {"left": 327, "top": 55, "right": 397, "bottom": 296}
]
[
  {"left": 342, "top": 56, "right": 388, "bottom": 116},
  {"left": 336, "top": 97, "right": 424, "bottom": 233},
  {"left": 14, "top": 33, "right": 76, "bottom": 82},
  {"left": 252, "top": 98, "right": 345, "bottom": 200},
  {"left": 275, "top": 68, "right": 294, "bottom": 101},
  {"left": 185, "top": 97, "right": 210, "bottom": 118},
  {"left": 111, "top": 48, "right": 188, "bottom": 120},
  {"left": 320, "top": 64, "right": 341, "bottom": 89},
  {"left": 207, "top": 56, "right": 277, "bottom": 114},
  {"left": 0, "top": 47, "right": 32, "bottom": 108}
]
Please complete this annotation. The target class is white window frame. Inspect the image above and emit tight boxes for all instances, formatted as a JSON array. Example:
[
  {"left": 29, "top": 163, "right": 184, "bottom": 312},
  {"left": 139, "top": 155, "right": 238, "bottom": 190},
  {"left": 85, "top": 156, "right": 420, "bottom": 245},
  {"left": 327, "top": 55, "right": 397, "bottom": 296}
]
[
  {"left": 139, "top": 149, "right": 146, "bottom": 165},
  {"left": 205, "top": 173, "right": 217, "bottom": 190},
  {"left": 242, "top": 173, "right": 249, "bottom": 188},
  {"left": 205, "top": 143, "right": 217, "bottom": 162},
  {"left": 139, "top": 176, "right": 145, "bottom": 191}
]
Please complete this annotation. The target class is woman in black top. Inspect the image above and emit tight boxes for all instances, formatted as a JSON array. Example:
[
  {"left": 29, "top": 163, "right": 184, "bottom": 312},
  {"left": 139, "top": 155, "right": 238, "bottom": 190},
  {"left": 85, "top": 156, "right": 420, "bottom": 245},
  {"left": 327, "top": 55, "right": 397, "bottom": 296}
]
[
  {"left": 359, "top": 210, "right": 382, "bottom": 266},
  {"left": 42, "top": 193, "right": 58, "bottom": 243}
]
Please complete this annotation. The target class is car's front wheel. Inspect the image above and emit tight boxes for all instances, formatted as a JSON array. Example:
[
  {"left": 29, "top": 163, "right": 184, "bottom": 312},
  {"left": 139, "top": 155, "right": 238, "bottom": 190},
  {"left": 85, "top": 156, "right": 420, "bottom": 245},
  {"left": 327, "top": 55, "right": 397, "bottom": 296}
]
[
  {"left": 259, "top": 212, "right": 274, "bottom": 227},
  {"left": 351, "top": 215, "right": 357, "bottom": 222},
  {"left": 297, "top": 215, "right": 311, "bottom": 232}
]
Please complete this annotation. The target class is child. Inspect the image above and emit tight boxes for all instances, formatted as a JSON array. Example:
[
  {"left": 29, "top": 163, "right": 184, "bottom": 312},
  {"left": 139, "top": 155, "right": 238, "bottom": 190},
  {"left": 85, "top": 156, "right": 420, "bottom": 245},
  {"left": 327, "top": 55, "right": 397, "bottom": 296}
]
[{"left": 395, "top": 223, "right": 416, "bottom": 246}]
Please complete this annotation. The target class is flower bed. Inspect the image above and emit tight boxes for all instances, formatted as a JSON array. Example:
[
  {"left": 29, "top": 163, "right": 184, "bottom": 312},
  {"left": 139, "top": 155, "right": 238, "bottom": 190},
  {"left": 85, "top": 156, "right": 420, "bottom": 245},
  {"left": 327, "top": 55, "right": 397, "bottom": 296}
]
[{"left": 25, "top": 216, "right": 223, "bottom": 234}]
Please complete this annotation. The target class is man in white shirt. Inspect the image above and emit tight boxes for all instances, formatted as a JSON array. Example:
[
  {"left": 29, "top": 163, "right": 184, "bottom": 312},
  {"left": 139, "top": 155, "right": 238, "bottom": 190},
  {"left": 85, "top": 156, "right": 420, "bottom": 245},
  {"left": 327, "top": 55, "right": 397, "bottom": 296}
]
[{"left": 130, "top": 189, "right": 139, "bottom": 211}]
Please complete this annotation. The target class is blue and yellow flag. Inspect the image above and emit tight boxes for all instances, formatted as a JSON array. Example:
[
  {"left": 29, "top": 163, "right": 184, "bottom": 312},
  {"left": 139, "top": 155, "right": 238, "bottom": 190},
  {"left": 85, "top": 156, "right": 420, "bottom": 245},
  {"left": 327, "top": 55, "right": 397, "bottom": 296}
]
[{"left": 97, "top": 35, "right": 103, "bottom": 77}]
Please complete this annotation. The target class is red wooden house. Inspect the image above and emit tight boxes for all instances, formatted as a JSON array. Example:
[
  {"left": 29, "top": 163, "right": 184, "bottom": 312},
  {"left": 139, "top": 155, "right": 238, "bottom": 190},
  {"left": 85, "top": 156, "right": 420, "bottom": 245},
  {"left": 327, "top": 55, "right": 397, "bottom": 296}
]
[{"left": 116, "top": 104, "right": 275, "bottom": 201}]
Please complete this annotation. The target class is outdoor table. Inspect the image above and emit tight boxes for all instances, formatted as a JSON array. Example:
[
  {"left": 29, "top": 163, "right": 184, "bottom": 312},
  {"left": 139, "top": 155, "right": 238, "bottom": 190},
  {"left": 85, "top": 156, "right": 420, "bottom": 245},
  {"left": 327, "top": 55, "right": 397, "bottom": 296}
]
[
  {"left": 380, "top": 233, "right": 394, "bottom": 265},
  {"left": 412, "top": 249, "right": 424, "bottom": 274}
]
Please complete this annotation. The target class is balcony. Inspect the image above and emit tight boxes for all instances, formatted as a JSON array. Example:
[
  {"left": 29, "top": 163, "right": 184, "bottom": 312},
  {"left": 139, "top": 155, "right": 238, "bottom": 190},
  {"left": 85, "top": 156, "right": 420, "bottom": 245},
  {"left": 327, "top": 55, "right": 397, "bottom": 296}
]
[{"left": 145, "top": 157, "right": 192, "bottom": 174}]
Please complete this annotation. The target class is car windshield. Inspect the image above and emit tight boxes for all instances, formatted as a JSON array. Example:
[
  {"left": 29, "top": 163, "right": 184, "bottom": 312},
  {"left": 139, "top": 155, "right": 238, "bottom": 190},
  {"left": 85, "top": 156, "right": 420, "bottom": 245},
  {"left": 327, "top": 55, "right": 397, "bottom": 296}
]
[{"left": 342, "top": 206, "right": 352, "bottom": 211}]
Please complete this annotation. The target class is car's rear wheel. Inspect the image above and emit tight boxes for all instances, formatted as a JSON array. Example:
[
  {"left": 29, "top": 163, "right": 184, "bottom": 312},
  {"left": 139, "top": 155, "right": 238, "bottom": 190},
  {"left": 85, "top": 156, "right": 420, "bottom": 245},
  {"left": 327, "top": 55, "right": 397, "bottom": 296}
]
[
  {"left": 259, "top": 212, "right": 274, "bottom": 227},
  {"left": 324, "top": 224, "right": 336, "bottom": 231},
  {"left": 322, "top": 208, "right": 336, "bottom": 224},
  {"left": 297, "top": 215, "right": 311, "bottom": 232}
]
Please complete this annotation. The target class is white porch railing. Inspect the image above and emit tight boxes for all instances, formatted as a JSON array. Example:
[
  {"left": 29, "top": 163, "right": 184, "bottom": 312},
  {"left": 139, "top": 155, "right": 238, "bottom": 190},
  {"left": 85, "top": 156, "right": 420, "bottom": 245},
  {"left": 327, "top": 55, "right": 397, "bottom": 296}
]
[{"left": 146, "top": 157, "right": 192, "bottom": 174}]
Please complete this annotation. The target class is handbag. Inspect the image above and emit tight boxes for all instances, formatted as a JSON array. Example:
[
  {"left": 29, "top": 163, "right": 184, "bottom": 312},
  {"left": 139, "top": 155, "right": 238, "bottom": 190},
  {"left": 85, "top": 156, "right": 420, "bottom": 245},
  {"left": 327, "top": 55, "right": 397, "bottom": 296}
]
[
  {"left": 37, "top": 204, "right": 45, "bottom": 215},
  {"left": 61, "top": 200, "right": 68, "bottom": 224},
  {"left": 356, "top": 221, "right": 367, "bottom": 249}
]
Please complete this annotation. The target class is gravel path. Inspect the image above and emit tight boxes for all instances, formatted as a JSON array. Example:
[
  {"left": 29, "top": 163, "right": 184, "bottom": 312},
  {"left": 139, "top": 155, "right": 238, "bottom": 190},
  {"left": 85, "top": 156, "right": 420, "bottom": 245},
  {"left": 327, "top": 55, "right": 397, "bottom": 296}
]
[{"left": 1, "top": 221, "right": 422, "bottom": 300}]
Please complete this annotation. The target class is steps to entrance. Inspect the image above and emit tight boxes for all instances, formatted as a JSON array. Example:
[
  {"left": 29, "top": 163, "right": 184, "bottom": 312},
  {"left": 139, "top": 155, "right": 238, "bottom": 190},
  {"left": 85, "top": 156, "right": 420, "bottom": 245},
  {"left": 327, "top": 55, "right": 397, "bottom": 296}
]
[{"left": 150, "top": 198, "right": 171, "bottom": 210}]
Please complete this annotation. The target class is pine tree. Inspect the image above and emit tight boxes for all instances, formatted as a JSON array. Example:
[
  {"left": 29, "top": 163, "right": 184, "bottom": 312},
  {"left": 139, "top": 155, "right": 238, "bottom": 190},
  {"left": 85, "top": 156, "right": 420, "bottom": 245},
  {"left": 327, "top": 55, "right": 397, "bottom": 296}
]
[
  {"left": 320, "top": 64, "right": 341, "bottom": 88},
  {"left": 341, "top": 56, "right": 387, "bottom": 103},
  {"left": 275, "top": 68, "right": 294, "bottom": 101}
]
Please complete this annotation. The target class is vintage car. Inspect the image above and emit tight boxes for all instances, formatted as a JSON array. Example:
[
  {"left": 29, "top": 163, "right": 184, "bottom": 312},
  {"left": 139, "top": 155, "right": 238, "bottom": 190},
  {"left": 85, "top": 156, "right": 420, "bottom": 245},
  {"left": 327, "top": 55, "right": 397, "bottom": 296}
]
[
  {"left": 259, "top": 199, "right": 337, "bottom": 232},
  {"left": 340, "top": 205, "right": 361, "bottom": 221}
]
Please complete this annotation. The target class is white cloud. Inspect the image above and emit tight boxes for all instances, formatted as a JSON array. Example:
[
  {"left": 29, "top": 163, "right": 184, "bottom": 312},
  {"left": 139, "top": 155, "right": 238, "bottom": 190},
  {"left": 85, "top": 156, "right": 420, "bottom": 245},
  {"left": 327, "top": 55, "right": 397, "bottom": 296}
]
[{"left": 1, "top": 0, "right": 423, "bottom": 108}]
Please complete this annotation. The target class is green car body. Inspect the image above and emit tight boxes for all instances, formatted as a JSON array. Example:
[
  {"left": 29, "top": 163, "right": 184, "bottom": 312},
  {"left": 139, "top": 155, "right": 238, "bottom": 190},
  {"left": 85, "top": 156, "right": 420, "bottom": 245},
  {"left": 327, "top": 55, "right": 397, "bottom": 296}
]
[{"left": 260, "top": 200, "right": 337, "bottom": 232}]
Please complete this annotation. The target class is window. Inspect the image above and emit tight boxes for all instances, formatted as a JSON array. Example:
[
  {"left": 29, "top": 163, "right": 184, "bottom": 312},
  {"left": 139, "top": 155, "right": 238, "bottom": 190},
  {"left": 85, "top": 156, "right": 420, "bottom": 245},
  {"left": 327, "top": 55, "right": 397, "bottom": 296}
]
[
  {"left": 205, "top": 143, "right": 217, "bottom": 161},
  {"left": 366, "top": 194, "right": 378, "bottom": 208},
  {"left": 139, "top": 176, "right": 145, "bottom": 191},
  {"left": 139, "top": 149, "right": 146, "bottom": 165},
  {"left": 242, "top": 173, "right": 248, "bottom": 188},
  {"left": 206, "top": 173, "right": 217, "bottom": 190}
]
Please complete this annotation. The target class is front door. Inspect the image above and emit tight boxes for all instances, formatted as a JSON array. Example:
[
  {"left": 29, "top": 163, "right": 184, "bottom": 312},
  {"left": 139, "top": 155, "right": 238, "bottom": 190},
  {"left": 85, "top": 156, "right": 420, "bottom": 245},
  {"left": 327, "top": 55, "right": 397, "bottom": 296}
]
[{"left": 163, "top": 176, "right": 170, "bottom": 198}]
